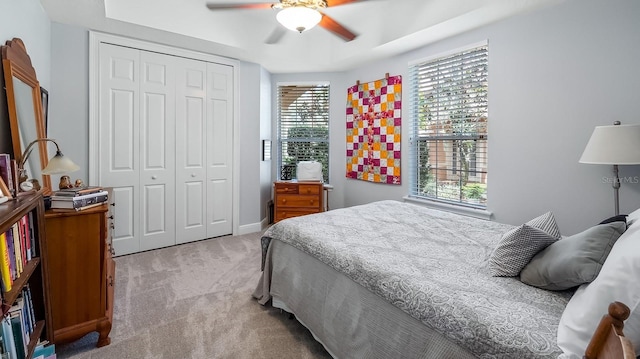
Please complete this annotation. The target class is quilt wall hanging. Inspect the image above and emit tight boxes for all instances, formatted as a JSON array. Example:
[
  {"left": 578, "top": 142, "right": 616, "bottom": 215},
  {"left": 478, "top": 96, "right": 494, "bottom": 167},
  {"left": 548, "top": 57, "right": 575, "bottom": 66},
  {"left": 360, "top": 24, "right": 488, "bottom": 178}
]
[{"left": 346, "top": 74, "right": 402, "bottom": 184}]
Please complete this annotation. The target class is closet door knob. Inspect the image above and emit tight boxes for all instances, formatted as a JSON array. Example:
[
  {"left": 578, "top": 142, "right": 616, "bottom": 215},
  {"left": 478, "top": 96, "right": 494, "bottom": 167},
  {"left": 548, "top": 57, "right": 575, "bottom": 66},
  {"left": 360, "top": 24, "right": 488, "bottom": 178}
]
[
  {"left": 191, "top": 173, "right": 196, "bottom": 177},
  {"left": 151, "top": 175, "right": 157, "bottom": 180}
]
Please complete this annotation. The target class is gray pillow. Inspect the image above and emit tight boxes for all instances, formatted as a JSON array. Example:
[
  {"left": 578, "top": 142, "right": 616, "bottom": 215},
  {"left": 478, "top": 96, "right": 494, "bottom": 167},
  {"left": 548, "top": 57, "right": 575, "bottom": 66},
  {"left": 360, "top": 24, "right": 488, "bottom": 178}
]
[
  {"left": 489, "top": 212, "right": 561, "bottom": 277},
  {"left": 519, "top": 221, "right": 626, "bottom": 290}
]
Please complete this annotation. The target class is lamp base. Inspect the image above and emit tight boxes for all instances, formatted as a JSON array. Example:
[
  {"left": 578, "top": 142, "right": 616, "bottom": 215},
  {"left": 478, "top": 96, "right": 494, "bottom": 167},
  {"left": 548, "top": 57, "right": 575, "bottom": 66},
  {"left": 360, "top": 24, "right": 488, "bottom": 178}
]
[{"left": 612, "top": 164, "right": 620, "bottom": 216}]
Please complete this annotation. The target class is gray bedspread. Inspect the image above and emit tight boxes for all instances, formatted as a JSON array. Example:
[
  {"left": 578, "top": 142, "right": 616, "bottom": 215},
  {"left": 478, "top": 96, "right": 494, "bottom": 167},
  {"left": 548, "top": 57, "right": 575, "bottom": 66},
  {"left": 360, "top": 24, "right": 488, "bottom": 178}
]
[{"left": 260, "top": 200, "right": 573, "bottom": 358}]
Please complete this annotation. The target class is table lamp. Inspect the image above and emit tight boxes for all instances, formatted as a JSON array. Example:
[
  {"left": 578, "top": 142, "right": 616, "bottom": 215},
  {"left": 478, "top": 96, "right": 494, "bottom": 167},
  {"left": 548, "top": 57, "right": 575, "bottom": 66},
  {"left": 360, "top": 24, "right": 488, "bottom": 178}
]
[
  {"left": 19, "top": 138, "right": 79, "bottom": 185},
  {"left": 579, "top": 121, "right": 640, "bottom": 215}
]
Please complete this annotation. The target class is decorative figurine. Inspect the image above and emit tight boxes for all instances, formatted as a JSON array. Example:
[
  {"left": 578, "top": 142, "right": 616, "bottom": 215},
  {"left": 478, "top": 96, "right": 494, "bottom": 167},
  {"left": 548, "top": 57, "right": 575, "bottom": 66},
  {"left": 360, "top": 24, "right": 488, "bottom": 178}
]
[
  {"left": 75, "top": 179, "right": 84, "bottom": 188},
  {"left": 30, "top": 179, "right": 41, "bottom": 191},
  {"left": 59, "top": 175, "right": 74, "bottom": 190}
]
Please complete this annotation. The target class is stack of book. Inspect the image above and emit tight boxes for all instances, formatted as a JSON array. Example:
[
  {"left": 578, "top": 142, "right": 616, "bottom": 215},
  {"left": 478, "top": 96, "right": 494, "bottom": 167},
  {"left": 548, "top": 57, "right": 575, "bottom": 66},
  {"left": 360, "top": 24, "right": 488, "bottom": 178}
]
[{"left": 50, "top": 186, "right": 108, "bottom": 211}]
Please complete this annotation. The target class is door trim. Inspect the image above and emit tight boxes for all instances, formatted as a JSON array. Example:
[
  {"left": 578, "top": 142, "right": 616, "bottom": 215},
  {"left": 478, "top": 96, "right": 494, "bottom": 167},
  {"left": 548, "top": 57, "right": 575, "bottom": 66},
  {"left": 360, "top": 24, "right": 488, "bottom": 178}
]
[{"left": 88, "top": 31, "right": 240, "bottom": 236}]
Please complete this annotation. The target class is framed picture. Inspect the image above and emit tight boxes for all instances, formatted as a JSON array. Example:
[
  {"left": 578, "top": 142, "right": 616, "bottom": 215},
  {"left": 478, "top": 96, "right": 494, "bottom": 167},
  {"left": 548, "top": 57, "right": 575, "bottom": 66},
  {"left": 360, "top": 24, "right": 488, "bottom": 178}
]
[{"left": 40, "top": 86, "right": 49, "bottom": 135}]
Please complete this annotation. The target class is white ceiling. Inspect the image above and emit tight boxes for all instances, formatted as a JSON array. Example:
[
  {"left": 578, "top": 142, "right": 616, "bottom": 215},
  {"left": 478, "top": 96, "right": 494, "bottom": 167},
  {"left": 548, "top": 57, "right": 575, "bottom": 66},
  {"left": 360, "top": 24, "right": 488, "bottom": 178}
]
[{"left": 40, "top": 0, "right": 564, "bottom": 73}]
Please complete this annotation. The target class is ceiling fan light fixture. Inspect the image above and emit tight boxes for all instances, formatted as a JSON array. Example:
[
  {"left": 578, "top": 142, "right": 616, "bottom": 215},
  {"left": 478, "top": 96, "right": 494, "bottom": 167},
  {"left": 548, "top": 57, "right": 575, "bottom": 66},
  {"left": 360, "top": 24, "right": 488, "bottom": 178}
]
[{"left": 276, "top": 6, "right": 322, "bottom": 33}]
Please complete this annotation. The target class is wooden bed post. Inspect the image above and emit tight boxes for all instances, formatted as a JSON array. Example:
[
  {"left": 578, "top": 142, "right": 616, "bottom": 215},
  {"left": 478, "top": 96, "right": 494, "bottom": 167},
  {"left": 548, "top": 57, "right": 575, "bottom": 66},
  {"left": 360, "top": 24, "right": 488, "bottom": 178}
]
[{"left": 583, "top": 301, "right": 633, "bottom": 359}]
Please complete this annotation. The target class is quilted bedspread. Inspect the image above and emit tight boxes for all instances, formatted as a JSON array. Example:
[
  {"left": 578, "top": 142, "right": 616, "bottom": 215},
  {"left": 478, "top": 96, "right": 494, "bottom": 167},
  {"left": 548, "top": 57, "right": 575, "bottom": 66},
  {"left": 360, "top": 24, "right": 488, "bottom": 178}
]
[{"left": 261, "top": 200, "right": 573, "bottom": 358}]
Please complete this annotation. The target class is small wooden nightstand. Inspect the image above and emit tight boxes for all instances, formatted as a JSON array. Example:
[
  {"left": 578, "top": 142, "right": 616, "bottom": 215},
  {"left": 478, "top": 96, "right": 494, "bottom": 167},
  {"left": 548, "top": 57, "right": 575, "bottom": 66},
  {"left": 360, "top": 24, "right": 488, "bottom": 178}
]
[{"left": 273, "top": 181, "right": 324, "bottom": 222}]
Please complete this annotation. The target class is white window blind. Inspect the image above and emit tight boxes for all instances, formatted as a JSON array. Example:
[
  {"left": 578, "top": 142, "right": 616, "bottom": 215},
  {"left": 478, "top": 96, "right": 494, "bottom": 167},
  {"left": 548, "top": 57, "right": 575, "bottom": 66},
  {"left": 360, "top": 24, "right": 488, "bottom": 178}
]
[
  {"left": 277, "top": 84, "right": 330, "bottom": 182},
  {"left": 409, "top": 44, "right": 488, "bottom": 207}
]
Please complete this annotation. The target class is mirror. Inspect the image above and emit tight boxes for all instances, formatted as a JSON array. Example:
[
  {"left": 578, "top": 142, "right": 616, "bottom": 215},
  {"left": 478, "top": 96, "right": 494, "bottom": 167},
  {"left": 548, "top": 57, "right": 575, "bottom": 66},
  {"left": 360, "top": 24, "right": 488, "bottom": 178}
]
[{"left": 1, "top": 38, "right": 51, "bottom": 193}]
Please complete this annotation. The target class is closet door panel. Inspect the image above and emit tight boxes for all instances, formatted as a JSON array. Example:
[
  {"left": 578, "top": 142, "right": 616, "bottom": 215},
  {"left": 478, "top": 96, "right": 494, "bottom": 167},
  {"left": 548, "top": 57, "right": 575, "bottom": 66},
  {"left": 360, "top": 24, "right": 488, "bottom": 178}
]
[
  {"left": 139, "top": 52, "right": 176, "bottom": 251},
  {"left": 207, "top": 63, "right": 233, "bottom": 236},
  {"left": 99, "top": 43, "right": 141, "bottom": 256},
  {"left": 176, "top": 58, "right": 208, "bottom": 244}
]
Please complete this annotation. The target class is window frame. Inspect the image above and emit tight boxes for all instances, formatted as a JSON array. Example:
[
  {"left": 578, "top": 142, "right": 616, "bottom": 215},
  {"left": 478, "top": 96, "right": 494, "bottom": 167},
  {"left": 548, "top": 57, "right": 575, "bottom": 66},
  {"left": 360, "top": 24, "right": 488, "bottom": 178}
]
[
  {"left": 276, "top": 82, "right": 331, "bottom": 182},
  {"left": 408, "top": 41, "right": 489, "bottom": 210}
]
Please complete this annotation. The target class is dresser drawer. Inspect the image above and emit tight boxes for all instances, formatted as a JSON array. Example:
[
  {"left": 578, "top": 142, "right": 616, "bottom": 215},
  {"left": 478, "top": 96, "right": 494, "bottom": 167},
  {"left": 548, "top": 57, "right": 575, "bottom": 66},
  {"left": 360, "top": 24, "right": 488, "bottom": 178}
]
[
  {"left": 275, "top": 182, "right": 299, "bottom": 194},
  {"left": 298, "top": 184, "right": 321, "bottom": 195},
  {"left": 275, "top": 208, "right": 321, "bottom": 222},
  {"left": 276, "top": 194, "right": 321, "bottom": 209}
]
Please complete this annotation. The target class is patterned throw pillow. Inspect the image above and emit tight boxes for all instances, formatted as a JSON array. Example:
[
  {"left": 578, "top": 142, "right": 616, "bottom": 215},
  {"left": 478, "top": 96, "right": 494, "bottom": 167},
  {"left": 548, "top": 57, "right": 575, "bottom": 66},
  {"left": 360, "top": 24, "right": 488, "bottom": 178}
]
[{"left": 489, "top": 212, "right": 561, "bottom": 277}]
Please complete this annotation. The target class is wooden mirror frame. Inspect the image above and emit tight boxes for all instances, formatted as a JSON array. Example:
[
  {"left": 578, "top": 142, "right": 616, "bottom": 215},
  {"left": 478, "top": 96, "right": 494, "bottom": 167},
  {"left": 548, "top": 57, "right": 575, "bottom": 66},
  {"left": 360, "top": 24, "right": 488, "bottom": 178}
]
[{"left": 1, "top": 38, "right": 51, "bottom": 193}]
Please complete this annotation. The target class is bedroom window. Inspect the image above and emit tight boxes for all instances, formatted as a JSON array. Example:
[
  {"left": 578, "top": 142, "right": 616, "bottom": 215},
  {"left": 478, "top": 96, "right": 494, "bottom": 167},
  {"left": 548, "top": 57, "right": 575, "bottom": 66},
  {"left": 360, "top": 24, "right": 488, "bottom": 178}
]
[
  {"left": 409, "top": 42, "right": 488, "bottom": 208},
  {"left": 277, "top": 83, "right": 330, "bottom": 182}
]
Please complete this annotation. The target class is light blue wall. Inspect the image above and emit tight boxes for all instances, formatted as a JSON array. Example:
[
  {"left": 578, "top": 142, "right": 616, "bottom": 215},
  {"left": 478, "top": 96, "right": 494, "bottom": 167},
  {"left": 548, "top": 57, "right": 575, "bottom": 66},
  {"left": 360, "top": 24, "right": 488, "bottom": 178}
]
[
  {"left": 0, "top": 0, "right": 50, "bottom": 155},
  {"left": 238, "top": 61, "right": 262, "bottom": 229},
  {"left": 0, "top": 0, "right": 50, "bottom": 89},
  {"left": 272, "top": 0, "right": 640, "bottom": 235},
  {"left": 259, "top": 67, "right": 273, "bottom": 224},
  {"left": 48, "top": 23, "right": 89, "bottom": 189}
]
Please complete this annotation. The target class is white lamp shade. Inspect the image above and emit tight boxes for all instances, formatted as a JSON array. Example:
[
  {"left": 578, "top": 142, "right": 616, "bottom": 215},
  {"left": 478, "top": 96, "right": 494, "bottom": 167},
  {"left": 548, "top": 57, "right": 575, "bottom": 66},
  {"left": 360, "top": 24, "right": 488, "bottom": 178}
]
[
  {"left": 276, "top": 7, "right": 322, "bottom": 33},
  {"left": 579, "top": 124, "right": 640, "bottom": 164},
  {"left": 41, "top": 150, "right": 80, "bottom": 175}
]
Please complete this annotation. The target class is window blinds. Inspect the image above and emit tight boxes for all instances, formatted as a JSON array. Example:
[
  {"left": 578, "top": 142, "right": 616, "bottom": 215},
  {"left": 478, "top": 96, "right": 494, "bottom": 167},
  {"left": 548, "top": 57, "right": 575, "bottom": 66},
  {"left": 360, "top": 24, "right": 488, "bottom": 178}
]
[
  {"left": 409, "top": 44, "right": 488, "bottom": 207},
  {"left": 277, "top": 84, "right": 330, "bottom": 181}
]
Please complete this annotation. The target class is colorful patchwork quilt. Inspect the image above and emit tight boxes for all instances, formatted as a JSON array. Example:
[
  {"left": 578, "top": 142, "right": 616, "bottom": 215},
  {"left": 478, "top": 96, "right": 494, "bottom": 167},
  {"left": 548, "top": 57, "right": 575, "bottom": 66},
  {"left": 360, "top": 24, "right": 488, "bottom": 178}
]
[{"left": 346, "top": 75, "right": 402, "bottom": 184}]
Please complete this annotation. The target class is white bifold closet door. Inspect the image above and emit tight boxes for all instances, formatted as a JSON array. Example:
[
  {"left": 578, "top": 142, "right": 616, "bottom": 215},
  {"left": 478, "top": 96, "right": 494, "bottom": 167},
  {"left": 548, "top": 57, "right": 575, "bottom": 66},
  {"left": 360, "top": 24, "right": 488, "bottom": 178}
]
[{"left": 98, "top": 43, "right": 233, "bottom": 256}]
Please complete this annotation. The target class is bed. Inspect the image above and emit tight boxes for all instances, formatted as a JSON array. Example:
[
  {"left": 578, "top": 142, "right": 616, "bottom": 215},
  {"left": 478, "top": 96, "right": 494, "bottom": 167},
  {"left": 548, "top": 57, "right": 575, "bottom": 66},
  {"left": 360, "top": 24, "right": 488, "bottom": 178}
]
[{"left": 252, "top": 200, "right": 640, "bottom": 358}]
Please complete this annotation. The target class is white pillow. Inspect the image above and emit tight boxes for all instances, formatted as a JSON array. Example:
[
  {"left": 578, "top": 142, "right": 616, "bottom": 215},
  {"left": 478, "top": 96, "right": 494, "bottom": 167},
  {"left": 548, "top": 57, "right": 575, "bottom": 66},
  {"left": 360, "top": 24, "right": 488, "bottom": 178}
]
[
  {"left": 557, "top": 222, "right": 640, "bottom": 356},
  {"left": 627, "top": 207, "right": 640, "bottom": 226}
]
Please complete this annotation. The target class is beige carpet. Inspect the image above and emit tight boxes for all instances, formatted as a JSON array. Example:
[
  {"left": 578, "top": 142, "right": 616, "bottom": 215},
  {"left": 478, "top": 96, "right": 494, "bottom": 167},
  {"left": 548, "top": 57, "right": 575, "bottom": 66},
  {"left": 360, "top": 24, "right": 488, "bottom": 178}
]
[{"left": 56, "top": 232, "right": 332, "bottom": 359}]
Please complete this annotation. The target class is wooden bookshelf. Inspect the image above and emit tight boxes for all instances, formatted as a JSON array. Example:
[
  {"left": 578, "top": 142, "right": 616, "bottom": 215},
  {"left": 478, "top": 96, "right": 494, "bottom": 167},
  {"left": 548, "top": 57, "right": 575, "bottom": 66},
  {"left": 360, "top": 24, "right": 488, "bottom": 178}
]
[{"left": 0, "top": 191, "right": 52, "bottom": 358}]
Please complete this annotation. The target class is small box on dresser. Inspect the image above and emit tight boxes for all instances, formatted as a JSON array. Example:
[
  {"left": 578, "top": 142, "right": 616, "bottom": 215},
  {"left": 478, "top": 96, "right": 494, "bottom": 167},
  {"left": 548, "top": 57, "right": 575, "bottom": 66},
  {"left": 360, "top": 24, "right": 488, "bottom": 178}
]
[{"left": 273, "top": 181, "right": 324, "bottom": 223}]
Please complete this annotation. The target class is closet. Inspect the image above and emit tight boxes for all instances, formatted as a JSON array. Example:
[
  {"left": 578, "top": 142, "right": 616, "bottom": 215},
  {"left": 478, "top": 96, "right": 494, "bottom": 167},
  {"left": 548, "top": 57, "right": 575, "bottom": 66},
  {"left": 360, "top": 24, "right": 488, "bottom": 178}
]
[{"left": 92, "top": 35, "right": 236, "bottom": 255}]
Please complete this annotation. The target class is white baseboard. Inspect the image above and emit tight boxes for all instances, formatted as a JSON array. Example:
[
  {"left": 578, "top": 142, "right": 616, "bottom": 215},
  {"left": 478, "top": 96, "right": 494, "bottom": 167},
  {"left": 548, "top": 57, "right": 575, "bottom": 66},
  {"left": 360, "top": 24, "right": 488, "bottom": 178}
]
[{"left": 238, "top": 220, "right": 265, "bottom": 235}]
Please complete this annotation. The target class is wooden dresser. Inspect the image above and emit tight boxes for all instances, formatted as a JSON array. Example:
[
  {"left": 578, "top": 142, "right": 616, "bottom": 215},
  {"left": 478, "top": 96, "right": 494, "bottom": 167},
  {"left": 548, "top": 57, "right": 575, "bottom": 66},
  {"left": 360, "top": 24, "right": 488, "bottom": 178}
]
[
  {"left": 44, "top": 200, "right": 114, "bottom": 347},
  {"left": 274, "top": 181, "right": 324, "bottom": 223}
]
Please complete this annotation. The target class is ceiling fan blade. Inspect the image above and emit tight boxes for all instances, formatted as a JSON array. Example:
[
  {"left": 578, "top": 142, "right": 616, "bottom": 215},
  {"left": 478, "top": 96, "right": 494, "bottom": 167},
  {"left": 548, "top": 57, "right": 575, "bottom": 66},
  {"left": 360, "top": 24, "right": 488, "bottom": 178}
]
[
  {"left": 326, "top": 0, "right": 369, "bottom": 7},
  {"left": 319, "top": 14, "right": 357, "bottom": 41},
  {"left": 206, "top": 2, "right": 274, "bottom": 10},
  {"left": 265, "top": 26, "right": 287, "bottom": 44}
]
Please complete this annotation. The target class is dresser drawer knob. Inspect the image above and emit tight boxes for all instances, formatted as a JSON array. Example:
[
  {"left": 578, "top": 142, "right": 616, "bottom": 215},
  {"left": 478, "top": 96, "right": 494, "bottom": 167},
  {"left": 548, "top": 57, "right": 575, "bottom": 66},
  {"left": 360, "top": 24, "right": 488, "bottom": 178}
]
[
  {"left": 310, "top": 200, "right": 315, "bottom": 204},
  {"left": 281, "top": 199, "right": 287, "bottom": 204}
]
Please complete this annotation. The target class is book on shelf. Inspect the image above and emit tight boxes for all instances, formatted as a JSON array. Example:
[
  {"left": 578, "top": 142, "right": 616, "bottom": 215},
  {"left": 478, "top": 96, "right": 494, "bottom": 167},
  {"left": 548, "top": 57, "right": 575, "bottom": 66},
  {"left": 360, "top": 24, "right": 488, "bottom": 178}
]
[
  {"left": 33, "top": 342, "right": 55, "bottom": 358},
  {"left": 18, "top": 217, "right": 28, "bottom": 265},
  {"left": 0, "top": 233, "right": 12, "bottom": 292},
  {"left": 9, "top": 306, "right": 26, "bottom": 359},
  {"left": 1, "top": 317, "right": 16, "bottom": 359},
  {"left": 22, "top": 286, "right": 35, "bottom": 338},
  {"left": 50, "top": 190, "right": 108, "bottom": 210},
  {"left": 53, "top": 186, "right": 103, "bottom": 197},
  {"left": 5, "top": 230, "right": 16, "bottom": 282},
  {"left": 27, "top": 212, "right": 35, "bottom": 258},
  {"left": 10, "top": 225, "right": 22, "bottom": 277}
]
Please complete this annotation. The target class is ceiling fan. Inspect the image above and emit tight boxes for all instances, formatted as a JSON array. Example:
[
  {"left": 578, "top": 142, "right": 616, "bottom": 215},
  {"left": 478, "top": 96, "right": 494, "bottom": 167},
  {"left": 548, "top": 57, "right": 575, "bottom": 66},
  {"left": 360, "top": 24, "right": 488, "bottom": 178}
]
[{"left": 206, "top": 0, "right": 369, "bottom": 43}]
